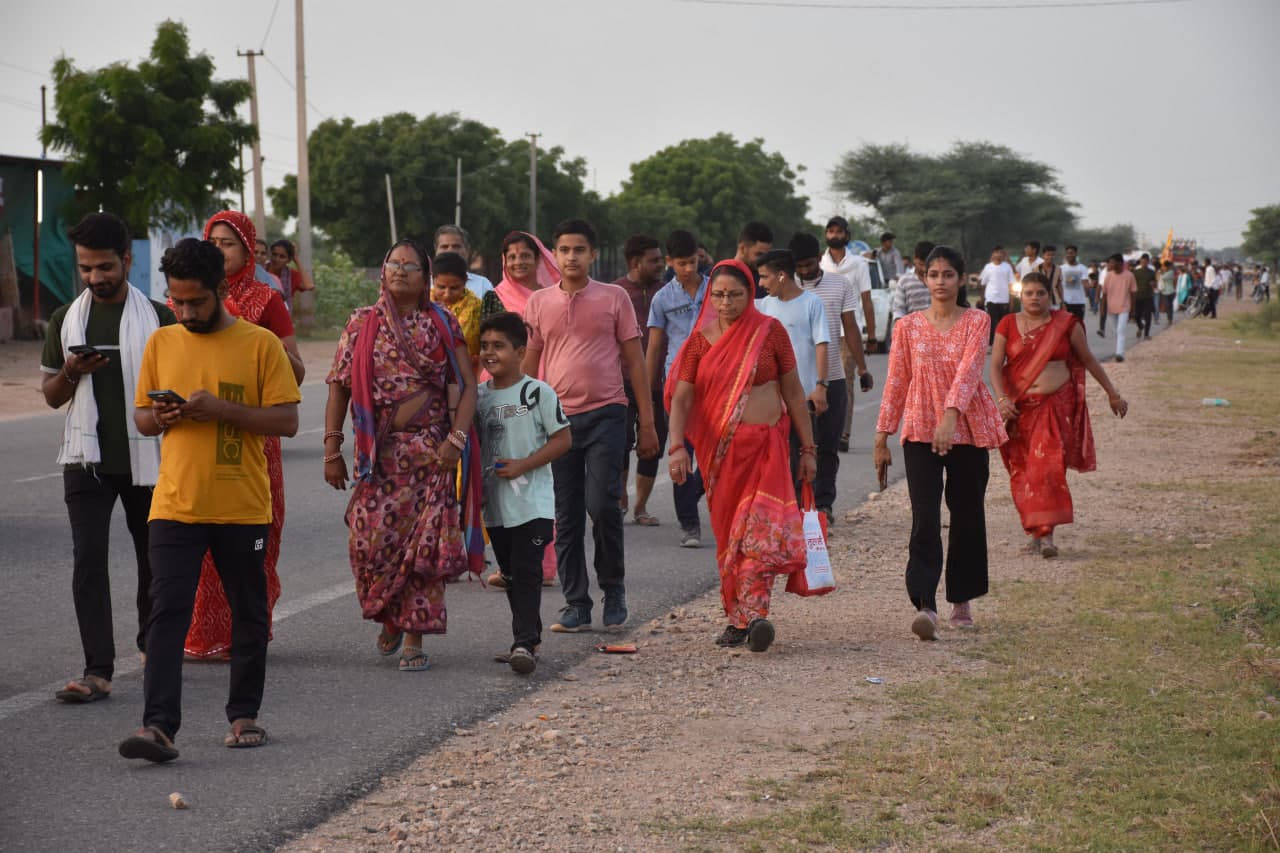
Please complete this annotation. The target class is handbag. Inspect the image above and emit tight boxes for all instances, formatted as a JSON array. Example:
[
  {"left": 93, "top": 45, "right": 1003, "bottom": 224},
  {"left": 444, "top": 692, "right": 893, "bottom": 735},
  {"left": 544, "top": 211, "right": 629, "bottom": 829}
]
[{"left": 785, "top": 482, "right": 836, "bottom": 597}]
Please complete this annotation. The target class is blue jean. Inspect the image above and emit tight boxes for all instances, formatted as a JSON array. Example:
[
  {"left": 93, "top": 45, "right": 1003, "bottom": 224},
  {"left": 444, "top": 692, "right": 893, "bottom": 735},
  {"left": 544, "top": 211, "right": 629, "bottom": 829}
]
[
  {"left": 552, "top": 404, "right": 627, "bottom": 613},
  {"left": 673, "top": 438, "right": 704, "bottom": 534}
]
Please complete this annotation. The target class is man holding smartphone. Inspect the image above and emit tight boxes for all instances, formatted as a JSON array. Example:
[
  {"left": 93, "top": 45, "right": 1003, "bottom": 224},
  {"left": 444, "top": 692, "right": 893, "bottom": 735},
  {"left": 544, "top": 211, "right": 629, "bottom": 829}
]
[
  {"left": 119, "top": 238, "right": 299, "bottom": 762},
  {"left": 41, "top": 212, "right": 176, "bottom": 705}
]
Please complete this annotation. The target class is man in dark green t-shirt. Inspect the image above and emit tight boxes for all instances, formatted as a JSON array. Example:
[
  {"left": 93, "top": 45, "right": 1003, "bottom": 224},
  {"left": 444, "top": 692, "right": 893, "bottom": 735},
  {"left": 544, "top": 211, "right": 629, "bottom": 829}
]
[
  {"left": 1131, "top": 253, "right": 1157, "bottom": 341},
  {"left": 40, "top": 212, "right": 175, "bottom": 704}
]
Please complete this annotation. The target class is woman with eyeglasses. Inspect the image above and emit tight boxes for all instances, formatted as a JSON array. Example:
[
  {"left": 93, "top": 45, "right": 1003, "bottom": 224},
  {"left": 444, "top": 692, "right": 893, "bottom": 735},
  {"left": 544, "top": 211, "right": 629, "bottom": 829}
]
[
  {"left": 665, "top": 259, "right": 815, "bottom": 652},
  {"left": 322, "top": 239, "right": 482, "bottom": 672}
]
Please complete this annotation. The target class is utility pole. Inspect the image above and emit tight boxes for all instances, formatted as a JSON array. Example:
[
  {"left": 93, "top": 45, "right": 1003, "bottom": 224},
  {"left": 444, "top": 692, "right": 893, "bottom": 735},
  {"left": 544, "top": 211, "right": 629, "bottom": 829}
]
[
  {"left": 40, "top": 85, "right": 47, "bottom": 158},
  {"left": 293, "top": 0, "right": 314, "bottom": 332},
  {"left": 385, "top": 174, "right": 397, "bottom": 243},
  {"left": 455, "top": 157, "right": 462, "bottom": 227},
  {"left": 526, "top": 132, "right": 540, "bottom": 235},
  {"left": 238, "top": 149, "right": 246, "bottom": 211},
  {"left": 237, "top": 49, "right": 267, "bottom": 237}
]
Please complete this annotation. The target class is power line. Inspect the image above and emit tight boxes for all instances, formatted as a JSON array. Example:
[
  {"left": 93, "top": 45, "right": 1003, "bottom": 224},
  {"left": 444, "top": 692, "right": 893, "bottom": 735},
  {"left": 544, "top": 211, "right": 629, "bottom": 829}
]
[
  {"left": 260, "top": 0, "right": 282, "bottom": 49},
  {"left": 261, "top": 54, "right": 329, "bottom": 120},
  {"left": 680, "top": 0, "right": 1189, "bottom": 9},
  {"left": 0, "top": 59, "right": 48, "bottom": 78}
]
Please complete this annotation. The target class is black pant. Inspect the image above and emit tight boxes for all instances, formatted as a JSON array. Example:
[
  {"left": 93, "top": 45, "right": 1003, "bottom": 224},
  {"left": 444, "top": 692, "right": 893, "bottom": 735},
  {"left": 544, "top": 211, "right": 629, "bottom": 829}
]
[
  {"left": 789, "top": 380, "right": 848, "bottom": 508},
  {"left": 144, "top": 520, "right": 269, "bottom": 740},
  {"left": 1097, "top": 294, "right": 1109, "bottom": 333},
  {"left": 63, "top": 467, "right": 154, "bottom": 681},
  {"left": 902, "top": 441, "right": 990, "bottom": 613},
  {"left": 1133, "top": 297, "right": 1154, "bottom": 337},
  {"left": 1159, "top": 293, "right": 1175, "bottom": 324},
  {"left": 1205, "top": 289, "right": 1220, "bottom": 318},
  {"left": 672, "top": 438, "right": 704, "bottom": 534},
  {"left": 1064, "top": 303, "right": 1086, "bottom": 323},
  {"left": 552, "top": 404, "right": 626, "bottom": 614},
  {"left": 488, "top": 518, "right": 553, "bottom": 651},
  {"left": 623, "top": 384, "right": 667, "bottom": 480},
  {"left": 985, "top": 302, "right": 1010, "bottom": 345}
]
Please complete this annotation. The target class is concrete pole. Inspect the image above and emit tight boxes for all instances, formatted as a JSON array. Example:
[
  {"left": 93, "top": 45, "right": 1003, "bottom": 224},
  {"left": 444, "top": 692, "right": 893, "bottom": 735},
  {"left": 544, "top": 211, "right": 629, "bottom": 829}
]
[
  {"left": 526, "top": 132, "right": 540, "bottom": 236},
  {"left": 293, "top": 0, "right": 314, "bottom": 332},
  {"left": 385, "top": 174, "right": 397, "bottom": 243},
  {"left": 238, "top": 50, "right": 267, "bottom": 237},
  {"left": 455, "top": 158, "right": 462, "bottom": 227}
]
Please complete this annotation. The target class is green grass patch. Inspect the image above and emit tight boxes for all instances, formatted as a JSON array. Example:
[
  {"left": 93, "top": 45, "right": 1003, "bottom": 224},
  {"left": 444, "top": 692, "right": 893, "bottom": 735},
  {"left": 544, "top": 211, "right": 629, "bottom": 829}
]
[
  {"left": 1233, "top": 302, "right": 1280, "bottom": 339},
  {"left": 674, "top": 332, "right": 1280, "bottom": 850}
]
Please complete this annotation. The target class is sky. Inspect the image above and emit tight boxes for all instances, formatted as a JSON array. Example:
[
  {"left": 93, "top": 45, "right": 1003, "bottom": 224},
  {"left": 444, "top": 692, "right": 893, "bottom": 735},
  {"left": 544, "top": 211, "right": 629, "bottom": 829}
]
[{"left": 3, "top": 0, "right": 1276, "bottom": 251}]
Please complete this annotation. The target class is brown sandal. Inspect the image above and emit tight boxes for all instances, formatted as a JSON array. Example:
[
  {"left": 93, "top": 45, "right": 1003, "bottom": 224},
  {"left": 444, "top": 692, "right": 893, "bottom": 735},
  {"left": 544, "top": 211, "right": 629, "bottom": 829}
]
[
  {"left": 224, "top": 718, "right": 268, "bottom": 748},
  {"left": 119, "top": 725, "right": 179, "bottom": 762},
  {"left": 56, "top": 675, "right": 111, "bottom": 703}
]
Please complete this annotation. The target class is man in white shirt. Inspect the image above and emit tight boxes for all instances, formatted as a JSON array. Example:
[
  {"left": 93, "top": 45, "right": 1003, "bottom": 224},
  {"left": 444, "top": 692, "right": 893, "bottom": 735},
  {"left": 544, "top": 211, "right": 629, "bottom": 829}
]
[
  {"left": 1261, "top": 266, "right": 1271, "bottom": 302},
  {"left": 1015, "top": 240, "right": 1042, "bottom": 284},
  {"left": 756, "top": 249, "right": 829, "bottom": 499},
  {"left": 819, "top": 217, "right": 876, "bottom": 349},
  {"left": 873, "top": 232, "right": 903, "bottom": 282},
  {"left": 434, "top": 225, "right": 494, "bottom": 299},
  {"left": 1058, "top": 244, "right": 1089, "bottom": 321},
  {"left": 979, "top": 245, "right": 1016, "bottom": 344}
]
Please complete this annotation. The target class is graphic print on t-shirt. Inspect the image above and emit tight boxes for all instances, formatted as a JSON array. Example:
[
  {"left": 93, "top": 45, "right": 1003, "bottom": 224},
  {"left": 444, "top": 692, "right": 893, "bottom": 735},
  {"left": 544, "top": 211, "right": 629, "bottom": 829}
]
[{"left": 216, "top": 381, "right": 246, "bottom": 473}]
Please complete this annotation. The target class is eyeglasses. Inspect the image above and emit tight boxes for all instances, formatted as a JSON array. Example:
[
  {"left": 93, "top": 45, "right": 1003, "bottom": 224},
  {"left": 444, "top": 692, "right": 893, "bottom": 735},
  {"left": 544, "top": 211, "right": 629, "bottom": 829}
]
[
  {"left": 385, "top": 260, "right": 424, "bottom": 273},
  {"left": 709, "top": 291, "right": 747, "bottom": 301}
]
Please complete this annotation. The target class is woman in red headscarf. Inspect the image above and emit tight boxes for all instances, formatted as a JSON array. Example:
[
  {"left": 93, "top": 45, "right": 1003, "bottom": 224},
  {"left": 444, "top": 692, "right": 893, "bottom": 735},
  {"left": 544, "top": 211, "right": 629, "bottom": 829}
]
[
  {"left": 183, "top": 211, "right": 304, "bottom": 660},
  {"left": 665, "top": 259, "right": 815, "bottom": 652}
]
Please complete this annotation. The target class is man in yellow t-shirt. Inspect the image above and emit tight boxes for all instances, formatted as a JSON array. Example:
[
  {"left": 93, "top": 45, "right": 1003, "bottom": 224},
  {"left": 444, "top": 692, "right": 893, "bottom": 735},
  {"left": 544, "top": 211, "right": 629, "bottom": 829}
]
[{"left": 117, "top": 239, "right": 300, "bottom": 764}]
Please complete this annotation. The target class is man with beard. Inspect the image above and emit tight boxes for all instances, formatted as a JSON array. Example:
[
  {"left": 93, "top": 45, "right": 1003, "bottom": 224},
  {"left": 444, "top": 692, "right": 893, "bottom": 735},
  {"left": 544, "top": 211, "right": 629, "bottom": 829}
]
[
  {"left": 735, "top": 220, "right": 773, "bottom": 297},
  {"left": 820, "top": 216, "right": 874, "bottom": 452},
  {"left": 118, "top": 238, "right": 299, "bottom": 763},
  {"left": 42, "top": 213, "right": 177, "bottom": 705}
]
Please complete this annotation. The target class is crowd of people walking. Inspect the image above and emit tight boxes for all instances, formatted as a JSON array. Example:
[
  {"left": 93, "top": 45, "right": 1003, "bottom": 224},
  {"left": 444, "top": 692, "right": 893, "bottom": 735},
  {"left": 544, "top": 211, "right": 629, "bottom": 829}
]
[{"left": 54, "top": 204, "right": 1241, "bottom": 765}]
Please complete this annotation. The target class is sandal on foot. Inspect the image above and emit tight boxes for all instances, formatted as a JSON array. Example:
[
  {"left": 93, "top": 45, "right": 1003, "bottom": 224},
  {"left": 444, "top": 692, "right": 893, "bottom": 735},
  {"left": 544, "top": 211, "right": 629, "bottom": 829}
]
[
  {"left": 376, "top": 626, "right": 404, "bottom": 657},
  {"left": 224, "top": 718, "right": 268, "bottom": 748},
  {"left": 632, "top": 511, "right": 660, "bottom": 526},
  {"left": 56, "top": 676, "right": 111, "bottom": 704},
  {"left": 1041, "top": 542, "right": 1059, "bottom": 558},
  {"left": 399, "top": 648, "right": 429, "bottom": 672},
  {"left": 119, "top": 725, "right": 179, "bottom": 763}
]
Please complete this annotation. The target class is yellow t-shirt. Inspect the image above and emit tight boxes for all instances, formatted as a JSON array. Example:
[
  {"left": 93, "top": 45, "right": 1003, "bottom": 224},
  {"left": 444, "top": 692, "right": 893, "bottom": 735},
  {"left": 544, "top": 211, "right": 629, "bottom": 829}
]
[{"left": 135, "top": 319, "right": 301, "bottom": 524}]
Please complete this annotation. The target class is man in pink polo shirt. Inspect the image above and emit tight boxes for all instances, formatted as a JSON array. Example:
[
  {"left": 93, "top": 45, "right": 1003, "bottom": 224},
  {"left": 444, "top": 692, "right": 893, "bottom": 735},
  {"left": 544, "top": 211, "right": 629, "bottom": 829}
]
[
  {"left": 1100, "top": 253, "right": 1137, "bottom": 362},
  {"left": 523, "top": 219, "right": 659, "bottom": 634}
]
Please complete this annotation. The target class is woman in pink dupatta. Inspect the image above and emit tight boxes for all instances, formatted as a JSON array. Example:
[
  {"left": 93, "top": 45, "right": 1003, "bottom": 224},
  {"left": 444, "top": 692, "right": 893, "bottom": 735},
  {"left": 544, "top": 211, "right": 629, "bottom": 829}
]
[
  {"left": 665, "top": 260, "right": 815, "bottom": 652},
  {"left": 486, "top": 231, "right": 562, "bottom": 587},
  {"left": 990, "top": 272, "right": 1127, "bottom": 558}
]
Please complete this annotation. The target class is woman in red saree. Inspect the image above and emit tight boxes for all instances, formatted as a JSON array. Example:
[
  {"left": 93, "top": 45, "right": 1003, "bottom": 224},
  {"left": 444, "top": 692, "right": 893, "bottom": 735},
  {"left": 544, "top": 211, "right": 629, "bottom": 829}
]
[
  {"left": 665, "top": 259, "right": 815, "bottom": 652},
  {"left": 184, "top": 211, "right": 304, "bottom": 659},
  {"left": 991, "top": 272, "right": 1128, "bottom": 558}
]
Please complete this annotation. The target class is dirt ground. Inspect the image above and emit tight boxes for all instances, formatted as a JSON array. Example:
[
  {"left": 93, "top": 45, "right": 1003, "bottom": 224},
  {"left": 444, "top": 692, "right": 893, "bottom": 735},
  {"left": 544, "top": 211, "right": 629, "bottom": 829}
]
[{"left": 274, "top": 299, "right": 1267, "bottom": 851}]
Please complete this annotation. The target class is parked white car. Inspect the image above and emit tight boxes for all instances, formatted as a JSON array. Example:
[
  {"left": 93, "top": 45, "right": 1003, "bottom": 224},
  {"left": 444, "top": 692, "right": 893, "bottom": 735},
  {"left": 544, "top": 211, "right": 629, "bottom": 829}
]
[{"left": 864, "top": 254, "right": 896, "bottom": 351}]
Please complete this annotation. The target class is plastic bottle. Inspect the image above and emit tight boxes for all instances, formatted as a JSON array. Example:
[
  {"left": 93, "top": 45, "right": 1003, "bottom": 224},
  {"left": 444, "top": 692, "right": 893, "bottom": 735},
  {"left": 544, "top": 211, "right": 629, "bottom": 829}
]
[{"left": 1201, "top": 398, "right": 1231, "bottom": 407}]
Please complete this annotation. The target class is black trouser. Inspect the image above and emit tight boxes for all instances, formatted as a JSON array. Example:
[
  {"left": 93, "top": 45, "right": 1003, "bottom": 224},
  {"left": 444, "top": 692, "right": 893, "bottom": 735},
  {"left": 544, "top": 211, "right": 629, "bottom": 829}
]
[
  {"left": 488, "top": 518, "right": 553, "bottom": 651},
  {"left": 1097, "top": 294, "right": 1109, "bottom": 333},
  {"left": 552, "top": 404, "right": 627, "bottom": 614},
  {"left": 1133, "top": 296, "right": 1155, "bottom": 337},
  {"left": 902, "top": 441, "right": 990, "bottom": 613},
  {"left": 623, "top": 384, "right": 668, "bottom": 480},
  {"left": 789, "top": 379, "right": 847, "bottom": 508},
  {"left": 63, "top": 467, "right": 154, "bottom": 681},
  {"left": 985, "top": 302, "right": 1010, "bottom": 345},
  {"left": 1205, "top": 289, "right": 1220, "bottom": 318},
  {"left": 144, "top": 520, "right": 269, "bottom": 740},
  {"left": 1064, "top": 303, "right": 1086, "bottom": 322},
  {"left": 1159, "top": 293, "right": 1175, "bottom": 324}
]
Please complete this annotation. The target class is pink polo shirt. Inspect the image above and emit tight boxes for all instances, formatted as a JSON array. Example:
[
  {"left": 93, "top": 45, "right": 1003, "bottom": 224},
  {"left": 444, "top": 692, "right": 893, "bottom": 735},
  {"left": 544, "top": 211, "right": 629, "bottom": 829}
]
[
  {"left": 525, "top": 279, "right": 641, "bottom": 416},
  {"left": 1101, "top": 270, "right": 1137, "bottom": 315}
]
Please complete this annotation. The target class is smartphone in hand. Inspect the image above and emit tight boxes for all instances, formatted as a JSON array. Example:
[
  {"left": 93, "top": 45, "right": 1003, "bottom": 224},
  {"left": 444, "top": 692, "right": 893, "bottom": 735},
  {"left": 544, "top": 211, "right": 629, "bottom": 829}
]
[
  {"left": 68, "top": 344, "right": 106, "bottom": 358},
  {"left": 146, "top": 390, "right": 187, "bottom": 405}
]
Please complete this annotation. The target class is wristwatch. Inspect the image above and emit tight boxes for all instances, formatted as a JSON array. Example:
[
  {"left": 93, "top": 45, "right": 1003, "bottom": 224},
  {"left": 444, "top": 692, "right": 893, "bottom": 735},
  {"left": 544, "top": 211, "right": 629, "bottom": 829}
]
[{"left": 816, "top": 380, "right": 829, "bottom": 388}]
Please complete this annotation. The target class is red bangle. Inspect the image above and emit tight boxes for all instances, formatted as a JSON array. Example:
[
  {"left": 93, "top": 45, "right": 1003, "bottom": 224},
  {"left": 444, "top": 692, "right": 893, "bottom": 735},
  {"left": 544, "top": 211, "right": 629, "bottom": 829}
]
[{"left": 667, "top": 445, "right": 687, "bottom": 456}]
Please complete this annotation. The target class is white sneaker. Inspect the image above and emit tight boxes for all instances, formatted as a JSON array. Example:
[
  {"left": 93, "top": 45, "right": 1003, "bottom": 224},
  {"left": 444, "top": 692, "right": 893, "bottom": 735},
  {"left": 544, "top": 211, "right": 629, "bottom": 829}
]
[
  {"left": 680, "top": 530, "right": 701, "bottom": 548},
  {"left": 911, "top": 609, "right": 938, "bottom": 641}
]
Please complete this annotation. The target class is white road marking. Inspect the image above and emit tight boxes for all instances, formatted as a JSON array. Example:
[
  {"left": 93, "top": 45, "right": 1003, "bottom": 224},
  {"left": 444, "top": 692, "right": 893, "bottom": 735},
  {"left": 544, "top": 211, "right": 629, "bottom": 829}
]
[
  {"left": 13, "top": 472, "right": 61, "bottom": 483},
  {"left": 0, "top": 580, "right": 354, "bottom": 722}
]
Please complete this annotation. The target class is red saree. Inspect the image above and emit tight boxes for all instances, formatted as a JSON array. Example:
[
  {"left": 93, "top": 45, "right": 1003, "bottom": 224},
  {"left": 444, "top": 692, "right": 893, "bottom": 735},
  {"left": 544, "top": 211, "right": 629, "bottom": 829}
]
[
  {"left": 666, "top": 260, "right": 805, "bottom": 629},
  {"left": 184, "top": 211, "right": 287, "bottom": 659},
  {"left": 998, "top": 310, "right": 1096, "bottom": 537}
]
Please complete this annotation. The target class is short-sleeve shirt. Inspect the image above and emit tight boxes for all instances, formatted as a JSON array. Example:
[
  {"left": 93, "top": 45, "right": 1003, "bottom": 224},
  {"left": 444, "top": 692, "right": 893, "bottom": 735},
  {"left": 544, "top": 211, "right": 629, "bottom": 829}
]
[
  {"left": 466, "top": 272, "right": 495, "bottom": 299},
  {"left": 755, "top": 291, "right": 829, "bottom": 394},
  {"left": 476, "top": 376, "right": 569, "bottom": 529},
  {"left": 980, "top": 262, "right": 1016, "bottom": 303},
  {"left": 648, "top": 276, "right": 708, "bottom": 375},
  {"left": 1059, "top": 263, "right": 1089, "bottom": 305},
  {"left": 1102, "top": 270, "right": 1137, "bottom": 315},
  {"left": 525, "top": 281, "right": 641, "bottom": 416},
  {"left": 42, "top": 297, "right": 177, "bottom": 475},
  {"left": 799, "top": 272, "right": 857, "bottom": 380},
  {"left": 1158, "top": 270, "right": 1176, "bottom": 295},
  {"left": 1133, "top": 267, "right": 1156, "bottom": 299},
  {"left": 135, "top": 320, "right": 301, "bottom": 524},
  {"left": 821, "top": 249, "right": 872, "bottom": 331}
]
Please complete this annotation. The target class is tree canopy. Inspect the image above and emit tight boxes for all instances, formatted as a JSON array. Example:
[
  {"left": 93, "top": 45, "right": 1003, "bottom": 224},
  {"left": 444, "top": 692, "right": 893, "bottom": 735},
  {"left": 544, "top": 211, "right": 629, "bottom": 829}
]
[
  {"left": 610, "top": 134, "right": 811, "bottom": 258},
  {"left": 269, "top": 113, "right": 598, "bottom": 266},
  {"left": 40, "top": 20, "right": 254, "bottom": 234},
  {"left": 1242, "top": 204, "right": 1280, "bottom": 266},
  {"left": 833, "top": 141, "right": 1090, "bottom": 267}
]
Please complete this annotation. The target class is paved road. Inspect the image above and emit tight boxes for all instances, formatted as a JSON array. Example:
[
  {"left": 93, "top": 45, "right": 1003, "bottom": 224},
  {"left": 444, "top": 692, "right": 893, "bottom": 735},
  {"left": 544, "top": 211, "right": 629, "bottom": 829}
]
[{"left": 0, "top": 307, "right": 1166, "bottom": 851}]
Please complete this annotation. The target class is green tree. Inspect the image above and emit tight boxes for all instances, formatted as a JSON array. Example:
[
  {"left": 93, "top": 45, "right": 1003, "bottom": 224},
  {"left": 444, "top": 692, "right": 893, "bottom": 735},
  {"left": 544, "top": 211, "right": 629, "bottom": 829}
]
[
  {"left": 270, "top": 113, "right": 596, "bottom": 265},
  {"left": 609, "top": 134, "right": 810, "bottom": 257},
  {"left": 1242, "top": 204, "right": 1280, "bottom": 266},
  {"left": 1067, "top": 223, "right": 1138, "bottom": 263},
  {"left": 833, "top": 141, "right": 1079, "bottom": 269},
  {"left": 40, "top": 20, "right": 254, "bottom": 234}
]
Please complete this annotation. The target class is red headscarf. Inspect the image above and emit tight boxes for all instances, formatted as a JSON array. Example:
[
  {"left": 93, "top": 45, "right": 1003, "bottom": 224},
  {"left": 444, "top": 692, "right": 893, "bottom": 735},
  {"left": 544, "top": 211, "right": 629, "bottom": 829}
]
[
  {"left": 664, "top": 259, "right": 774, "bottom": 495},
  {"left": 203, "top": 210, "right": 277, "bottom": 323}
]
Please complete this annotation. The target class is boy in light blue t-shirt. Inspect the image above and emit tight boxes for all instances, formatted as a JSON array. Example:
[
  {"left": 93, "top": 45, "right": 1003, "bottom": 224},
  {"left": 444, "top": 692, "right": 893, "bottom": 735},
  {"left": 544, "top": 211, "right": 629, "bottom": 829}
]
[{"left": 476, "top": 312, "right": 572, "bottom": 674}]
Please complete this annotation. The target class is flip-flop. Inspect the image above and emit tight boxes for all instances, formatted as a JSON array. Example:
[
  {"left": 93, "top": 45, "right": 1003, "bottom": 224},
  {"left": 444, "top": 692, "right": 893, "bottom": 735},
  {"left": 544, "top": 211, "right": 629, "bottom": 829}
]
[
  {"left": 399, "top": 649, "right": 429, "bottom": 672},
  {"left": 224, "top": 719, "right": 269, "bottom": 748},
  {"left": 119, "top": 726, "right": 179, "bottom": 763},
  {"left": 56, "top": 677, "right": 110, "bottom": 704},
  {"left": 376, "top": 627, "right": 404, "bottom": 657},
  {"left": 632, "top": 512, "right": 661, "bottom": 526}
]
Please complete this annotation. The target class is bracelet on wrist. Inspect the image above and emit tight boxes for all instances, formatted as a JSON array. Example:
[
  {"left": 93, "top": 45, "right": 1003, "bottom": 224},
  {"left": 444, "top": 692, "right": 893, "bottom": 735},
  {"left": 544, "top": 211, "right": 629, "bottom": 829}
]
[
  {"left": 667, "top": 445, "right": 687, "bottom": 456},
  {"left": 323, "top": 452, "right": 343, "bottom": 463},
  {"left": 447, "top": 432, "right": 467, "bottom": 451},
  {"left": 323, "top": 430, "right": 345, "bottom": 444},
  {"left": 63, "top": 367, "right": 80, "bottom": 384},
  {"left": 800, "top": 448, "right": 817, "bottom": 458}
]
